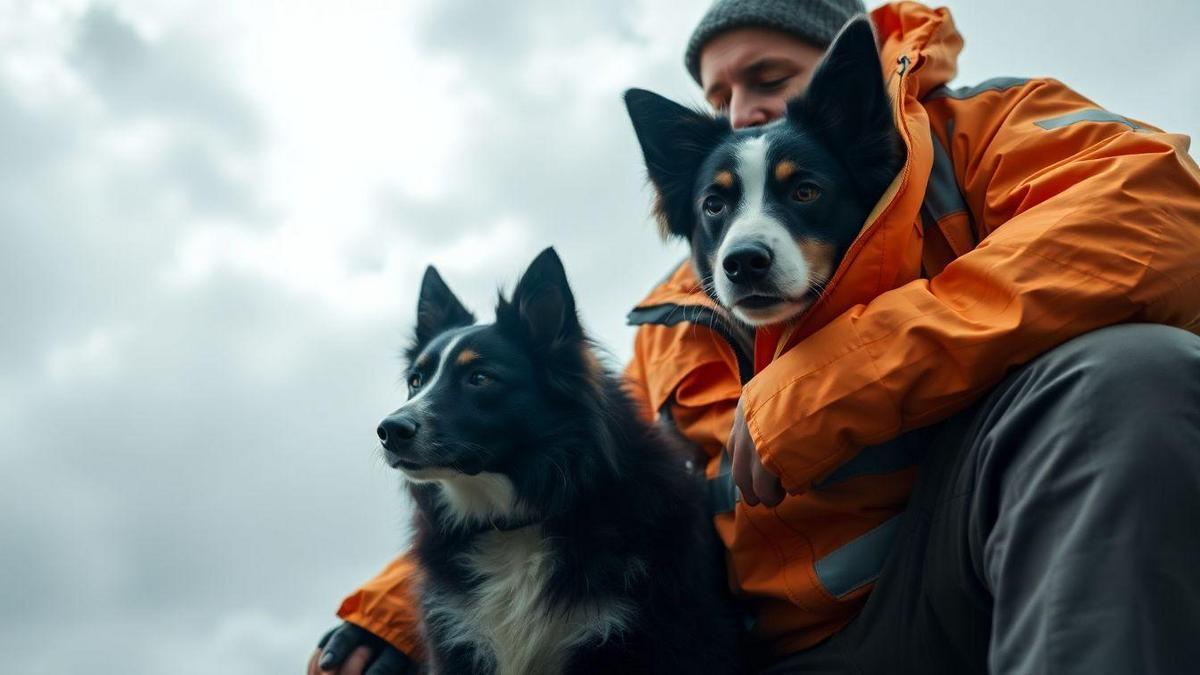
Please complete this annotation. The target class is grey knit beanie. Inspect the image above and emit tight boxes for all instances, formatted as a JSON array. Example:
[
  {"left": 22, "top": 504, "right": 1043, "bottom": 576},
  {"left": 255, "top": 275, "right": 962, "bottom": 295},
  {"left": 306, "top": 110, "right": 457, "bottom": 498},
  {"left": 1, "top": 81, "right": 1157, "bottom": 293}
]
[{"left": 685, "top": 0, "right": 868, "bottom": 84}]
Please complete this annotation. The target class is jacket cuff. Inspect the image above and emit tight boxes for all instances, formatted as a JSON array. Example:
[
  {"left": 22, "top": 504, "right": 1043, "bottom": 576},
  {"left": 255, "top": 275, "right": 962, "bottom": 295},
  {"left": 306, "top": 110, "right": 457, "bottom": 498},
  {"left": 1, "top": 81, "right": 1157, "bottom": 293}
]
[{"left": 335, "top": 556, "right": 426, "bottom": 660}]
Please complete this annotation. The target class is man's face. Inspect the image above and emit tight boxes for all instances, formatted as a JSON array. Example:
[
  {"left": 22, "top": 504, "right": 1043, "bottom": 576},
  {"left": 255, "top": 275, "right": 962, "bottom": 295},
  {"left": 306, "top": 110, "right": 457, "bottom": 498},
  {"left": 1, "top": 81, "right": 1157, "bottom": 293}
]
[{"left": 699, "top": 27, "right": 826, "bottom": 129}]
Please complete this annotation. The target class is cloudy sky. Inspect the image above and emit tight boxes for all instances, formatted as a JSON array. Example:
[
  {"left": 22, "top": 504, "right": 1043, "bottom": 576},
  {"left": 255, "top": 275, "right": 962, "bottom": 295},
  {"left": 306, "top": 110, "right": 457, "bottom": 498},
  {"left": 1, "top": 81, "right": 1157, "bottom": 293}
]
[{"left": 2, "top": 1, "right": 1197, "bottom": 672}]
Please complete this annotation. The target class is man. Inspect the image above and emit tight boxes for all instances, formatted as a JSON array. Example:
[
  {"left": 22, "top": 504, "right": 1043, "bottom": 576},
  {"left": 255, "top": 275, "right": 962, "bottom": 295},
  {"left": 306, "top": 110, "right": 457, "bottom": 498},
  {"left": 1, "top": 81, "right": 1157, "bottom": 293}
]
[{"left": 310, "top": 1, "right": 1200, "bottom": 673}]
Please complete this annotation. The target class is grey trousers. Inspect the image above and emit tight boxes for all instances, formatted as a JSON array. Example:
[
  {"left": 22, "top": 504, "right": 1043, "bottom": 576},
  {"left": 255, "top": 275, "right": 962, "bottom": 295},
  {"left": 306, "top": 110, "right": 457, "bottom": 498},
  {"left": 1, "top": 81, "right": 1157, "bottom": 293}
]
[{"left": 760, "top": 324, "right": 1200, "bottom": 675}]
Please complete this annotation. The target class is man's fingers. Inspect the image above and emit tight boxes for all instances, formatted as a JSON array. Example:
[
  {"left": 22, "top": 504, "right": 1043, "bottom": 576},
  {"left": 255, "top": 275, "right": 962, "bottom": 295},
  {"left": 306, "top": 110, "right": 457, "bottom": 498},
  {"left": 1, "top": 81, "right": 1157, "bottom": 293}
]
[
  {"left": 729, "top": 407, "right": 761, "bottom": 507},
  {"left": 338, "top": 645, "right": 374, "bottom": 675},
  {"left": 364, "top": 648, "right": 411, "bottom": 675},
  {"left": 318, "top": 624, "right": 367, "bottom": 671},
  {"left": 752, "top": 458, "right": 785, "bottom": 507},
  {"left": 307, "top": 649, "right": 323, "bottom": 675}
]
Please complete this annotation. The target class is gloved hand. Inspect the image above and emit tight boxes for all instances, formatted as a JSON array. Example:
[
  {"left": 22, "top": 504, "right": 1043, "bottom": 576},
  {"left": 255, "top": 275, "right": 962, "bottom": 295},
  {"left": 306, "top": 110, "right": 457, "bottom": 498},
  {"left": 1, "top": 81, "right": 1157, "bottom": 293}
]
[{"left": 306, "top": 622, "right": 413, "bottom": 675}]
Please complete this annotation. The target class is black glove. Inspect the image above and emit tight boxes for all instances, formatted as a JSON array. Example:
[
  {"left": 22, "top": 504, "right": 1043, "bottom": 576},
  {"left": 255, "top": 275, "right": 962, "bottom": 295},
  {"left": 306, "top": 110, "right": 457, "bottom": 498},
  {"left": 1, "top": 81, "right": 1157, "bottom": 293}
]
[{"left": 317, "top": 622, "right": 412, "bottom": 675}]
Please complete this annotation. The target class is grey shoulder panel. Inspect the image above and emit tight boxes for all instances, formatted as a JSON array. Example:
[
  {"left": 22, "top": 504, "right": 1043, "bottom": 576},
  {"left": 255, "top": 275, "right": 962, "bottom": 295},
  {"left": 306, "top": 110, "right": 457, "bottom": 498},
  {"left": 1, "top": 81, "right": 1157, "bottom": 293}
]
[
  {"left": 1034, "top": 108, "right": 1149, "bottom": 132},
  {"left": 925, "top": 76, "right": 1031, "bottom": 101}
]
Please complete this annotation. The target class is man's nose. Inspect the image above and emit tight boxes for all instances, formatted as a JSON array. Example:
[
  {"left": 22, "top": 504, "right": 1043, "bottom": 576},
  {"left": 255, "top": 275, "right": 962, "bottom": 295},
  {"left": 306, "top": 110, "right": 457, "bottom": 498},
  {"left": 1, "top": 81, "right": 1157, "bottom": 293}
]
[{"left": 729, "top": 91, "right": 783, "bottom": 129}]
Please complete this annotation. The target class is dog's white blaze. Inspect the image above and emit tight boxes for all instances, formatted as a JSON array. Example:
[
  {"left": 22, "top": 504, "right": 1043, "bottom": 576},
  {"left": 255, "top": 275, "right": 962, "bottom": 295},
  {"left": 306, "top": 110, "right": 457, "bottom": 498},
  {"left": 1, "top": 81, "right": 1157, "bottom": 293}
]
[
  {"left": 403, "top": 467, "right": 526, "bottom": 529},
  {"left": 715, "top": 135, "right": 812, "bottom": 325},
  {"left": 423, "top": 525, "right": 635, "bottom": 675},
  {"left": 401, "top": 331, "right": 469, "bottom": 413}
]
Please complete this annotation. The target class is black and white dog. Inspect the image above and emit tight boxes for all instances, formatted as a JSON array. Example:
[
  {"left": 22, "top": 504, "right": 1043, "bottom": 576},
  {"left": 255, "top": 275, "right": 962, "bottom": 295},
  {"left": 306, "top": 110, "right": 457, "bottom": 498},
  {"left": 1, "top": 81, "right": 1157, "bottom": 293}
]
[
  {"left": 377, "top": 249, "right": 738, "bottom": 674},
  {"left": 624, "top": 17, "right": 903, "bottom": 327}
]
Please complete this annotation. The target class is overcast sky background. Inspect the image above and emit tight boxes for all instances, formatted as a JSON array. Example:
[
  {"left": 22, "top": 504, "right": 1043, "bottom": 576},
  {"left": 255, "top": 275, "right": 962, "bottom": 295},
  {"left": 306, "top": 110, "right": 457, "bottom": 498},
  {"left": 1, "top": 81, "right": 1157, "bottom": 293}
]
[{"left": 1, "top": 1, "right": 1197, "bottom": 673}]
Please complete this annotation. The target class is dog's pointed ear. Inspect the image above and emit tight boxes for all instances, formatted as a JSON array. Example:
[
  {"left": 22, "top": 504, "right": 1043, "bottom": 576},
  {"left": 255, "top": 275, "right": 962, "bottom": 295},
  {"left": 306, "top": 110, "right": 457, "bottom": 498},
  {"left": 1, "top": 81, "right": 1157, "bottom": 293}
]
[
  {"left": 624, "top": 88, "right": 730, "bottom": 240},
  {"left": 414, "top": 266, "right": 474, "bottom": 351},
  {"left": 500, "top": 247, "right": 580, "bottom": 347},
  {"left": 787, "top": 16, "right": 903, "bottom": 198}
]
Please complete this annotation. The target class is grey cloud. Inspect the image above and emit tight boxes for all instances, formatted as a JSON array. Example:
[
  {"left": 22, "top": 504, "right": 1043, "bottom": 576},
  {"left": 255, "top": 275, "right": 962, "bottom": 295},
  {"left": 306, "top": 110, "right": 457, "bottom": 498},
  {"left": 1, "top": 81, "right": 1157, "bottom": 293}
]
[
  {"left": 160, "top": 138, "right": 259, "bottom": 218},
  {"left": 0, "top": 4, "right": 271, "bottom": 385},
  {"left": 0, "top": 86, "right": 79, "bottom": 180},
  {"left": 370, "top": 187, "right": 495, "bottom": 251},
  {"left": 70, "top": 4, "right": 262, "bottom": 147},
  {"left": 1, "top": 272, "right": 410, "bottom": 672},
  {"left": 420, "top": 0, "right": 641, "bottom": 68},
  {"left": 0, "top": 89, "right": 83, "bottom": 375}
]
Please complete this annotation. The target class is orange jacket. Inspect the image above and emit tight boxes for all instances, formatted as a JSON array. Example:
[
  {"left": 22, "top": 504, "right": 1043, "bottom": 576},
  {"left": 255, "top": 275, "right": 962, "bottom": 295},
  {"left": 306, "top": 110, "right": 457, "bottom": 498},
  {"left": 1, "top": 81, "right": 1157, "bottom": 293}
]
[{"left": 338, "top": 2, "right": 1200, "bottom": 659}]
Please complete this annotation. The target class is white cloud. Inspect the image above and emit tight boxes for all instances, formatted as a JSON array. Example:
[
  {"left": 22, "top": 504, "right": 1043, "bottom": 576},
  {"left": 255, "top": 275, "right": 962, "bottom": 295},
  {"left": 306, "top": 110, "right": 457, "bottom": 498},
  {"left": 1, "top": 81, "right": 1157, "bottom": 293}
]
[
  {"left": 165, "top": 214, "right": 532, "bottom": 319},
  {"left": 45, "top": 323, "right": 136, "bottom": 381}
]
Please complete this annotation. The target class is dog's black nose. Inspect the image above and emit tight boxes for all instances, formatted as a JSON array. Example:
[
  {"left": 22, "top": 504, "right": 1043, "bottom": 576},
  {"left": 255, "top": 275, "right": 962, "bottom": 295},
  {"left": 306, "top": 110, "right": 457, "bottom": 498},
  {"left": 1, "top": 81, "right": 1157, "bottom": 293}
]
[
  {"left": 723, "top": 242, "right": 773, "bottom": 284},
  {"left": 378, "top": 414, "right": 420, "bottom": 447}
]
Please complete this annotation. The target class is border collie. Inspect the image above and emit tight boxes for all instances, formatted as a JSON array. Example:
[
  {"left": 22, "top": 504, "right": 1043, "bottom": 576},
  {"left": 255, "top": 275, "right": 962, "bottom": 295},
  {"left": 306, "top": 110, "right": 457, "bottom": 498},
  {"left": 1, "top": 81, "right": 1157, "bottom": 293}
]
[
  {"left": 624, "top": 17, "right": 903, "bottom": 327},
  {"left": 377, "top": 248, "right": 738, "bottom": 674}
]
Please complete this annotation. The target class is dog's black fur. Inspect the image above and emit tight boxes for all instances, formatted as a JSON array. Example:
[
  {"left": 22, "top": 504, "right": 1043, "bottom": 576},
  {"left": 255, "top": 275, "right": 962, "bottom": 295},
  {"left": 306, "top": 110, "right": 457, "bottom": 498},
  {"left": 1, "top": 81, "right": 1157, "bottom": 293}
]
[
  {"left": 378, "top": 248, "right": 738, "bottom": 674},
  {"left": 625, "top": 17, "right": 904, "bottom": 328}
]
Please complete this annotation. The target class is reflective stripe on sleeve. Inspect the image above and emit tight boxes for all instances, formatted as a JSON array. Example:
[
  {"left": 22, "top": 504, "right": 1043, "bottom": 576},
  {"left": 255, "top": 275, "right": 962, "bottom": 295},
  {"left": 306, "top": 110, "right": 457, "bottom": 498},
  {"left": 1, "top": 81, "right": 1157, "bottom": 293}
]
[
  {"left": 814, "top": 514, "right": 904, "bottom": 598},
  {"left": 924, "top": 76, "right": 1030, "bottom": 101},
  {"left": 1035, "top": 108, "right": 1149, "bottom": 132}
]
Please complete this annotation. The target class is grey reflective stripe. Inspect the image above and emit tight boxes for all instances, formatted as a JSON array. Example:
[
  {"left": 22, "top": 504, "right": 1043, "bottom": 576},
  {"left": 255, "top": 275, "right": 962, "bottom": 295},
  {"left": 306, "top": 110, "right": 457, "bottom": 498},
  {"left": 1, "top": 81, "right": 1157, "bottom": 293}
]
[
  {"left": 1035, "top": 108, "right": 1149, "bottom": 132},
  {"left": 922, "top": 131, "right": 968, "bottom": 224},
  {"left": 813, "top": 437, "right": 918, "bottom": 488},
  {"left": 924, "top": 76, "right": 1030, "bottom": 101},
  {"left": 814, "top": 514, "right": 904, "bottom": 598},
  {"left": 708, "top": 447, "right": 739, "bottom": 514},
  {"left": 627, "top": 303, "right": 754, "bottom": 384}
]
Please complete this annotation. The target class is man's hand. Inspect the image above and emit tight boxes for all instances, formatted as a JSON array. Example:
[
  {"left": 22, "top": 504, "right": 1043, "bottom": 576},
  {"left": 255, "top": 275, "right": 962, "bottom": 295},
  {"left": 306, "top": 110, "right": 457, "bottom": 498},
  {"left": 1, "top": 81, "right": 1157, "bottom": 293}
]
[
  {"left": 307, "top": 622, "right": 411, "bottom": 675},
  {"left": 729, "top": 401, "right": 785, "bottom": 507}
]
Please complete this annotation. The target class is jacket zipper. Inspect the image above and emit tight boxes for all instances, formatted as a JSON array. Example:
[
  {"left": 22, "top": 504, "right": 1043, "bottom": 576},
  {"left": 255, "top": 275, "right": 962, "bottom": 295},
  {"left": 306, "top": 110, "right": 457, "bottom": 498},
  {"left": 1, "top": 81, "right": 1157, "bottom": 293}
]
[{"left": 777, "top": 52, "right": 917, "bottom": 352}]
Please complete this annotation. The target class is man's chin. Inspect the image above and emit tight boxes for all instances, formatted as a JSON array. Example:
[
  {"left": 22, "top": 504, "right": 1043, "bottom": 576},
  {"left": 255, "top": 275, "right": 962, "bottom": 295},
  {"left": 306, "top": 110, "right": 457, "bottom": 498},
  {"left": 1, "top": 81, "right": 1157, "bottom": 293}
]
[{"left": 730, "top": 296, "right": 813, "bottom": 327}]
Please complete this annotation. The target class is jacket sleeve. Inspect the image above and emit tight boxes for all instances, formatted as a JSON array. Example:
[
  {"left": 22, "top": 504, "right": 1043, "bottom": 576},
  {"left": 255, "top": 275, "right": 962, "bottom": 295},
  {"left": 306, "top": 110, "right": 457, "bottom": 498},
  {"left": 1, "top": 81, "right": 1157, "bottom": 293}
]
[
  {"left": 742, "top": 77, "right": 1200, "bottom": 493},
  {"left": 336, "top": 552, "right": 425, "bottom": 660}
]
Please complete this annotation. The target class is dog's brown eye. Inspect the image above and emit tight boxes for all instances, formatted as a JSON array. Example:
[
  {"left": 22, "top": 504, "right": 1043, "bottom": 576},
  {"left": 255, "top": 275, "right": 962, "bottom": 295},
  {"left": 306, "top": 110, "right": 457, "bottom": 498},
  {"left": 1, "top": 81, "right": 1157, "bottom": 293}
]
[
  {"left": 792, "top": 184, "right": 821, "bottom": 203},
  {"left": 408, "top": 373, "right": 422, "bottom": 390},
  {"left": 467, "top": 371, "right": 492, "bottom": 387},
  {"left": 702, "top": 195, "right": 726, "bottom": 216}
]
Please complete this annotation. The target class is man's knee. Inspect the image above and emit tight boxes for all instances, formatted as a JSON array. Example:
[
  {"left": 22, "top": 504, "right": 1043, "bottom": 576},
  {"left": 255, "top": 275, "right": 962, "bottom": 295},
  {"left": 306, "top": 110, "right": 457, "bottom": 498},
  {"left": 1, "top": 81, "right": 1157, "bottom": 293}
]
[
  {"left": 977, "top": 323, "right": 1200, "bottom": 490},
  {"left": 990, "top": 323, "right": 1200, "bottom": 499},
  {"left": 1026, "top": 323, "right": 1200, "bottom": 415}
]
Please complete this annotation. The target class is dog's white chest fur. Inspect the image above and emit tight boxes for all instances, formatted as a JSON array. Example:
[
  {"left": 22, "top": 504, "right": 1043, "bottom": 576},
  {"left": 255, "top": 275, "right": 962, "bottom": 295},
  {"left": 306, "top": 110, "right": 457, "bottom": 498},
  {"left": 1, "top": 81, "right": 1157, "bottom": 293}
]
[{"left": 425, "top": 525, "right": 633, "bottom": 675}]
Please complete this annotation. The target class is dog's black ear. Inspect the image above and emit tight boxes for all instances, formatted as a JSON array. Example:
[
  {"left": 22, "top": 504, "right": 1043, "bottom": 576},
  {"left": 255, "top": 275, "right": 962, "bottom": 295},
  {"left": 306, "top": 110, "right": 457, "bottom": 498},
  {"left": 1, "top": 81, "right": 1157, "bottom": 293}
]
[
  {"left": 499, "top": 247, "right": 581, "bottom": 347},
  {"left": 413, "top": 266, "right": 474, "bottom": 353},
  {"left": 624, "top": 88, "right": 730, "bottom": 240},
  {"left": 787, "top": 16, "right": 903, "bottom": 199}
]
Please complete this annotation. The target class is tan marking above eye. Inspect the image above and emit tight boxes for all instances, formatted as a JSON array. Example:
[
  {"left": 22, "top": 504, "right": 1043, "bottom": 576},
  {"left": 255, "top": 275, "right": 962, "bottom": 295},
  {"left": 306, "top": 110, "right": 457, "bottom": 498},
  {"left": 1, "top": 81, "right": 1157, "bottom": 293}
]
[
  {"left": 416, "top": 354, "right": 431, "bottom": 369},
  {"left": 774, "top": 160, "right": 797, "bottom": 182},
  {"left": 456, "top": 349, "right": 479, "bottom": 366},
  {"left": 713, "top": 170, "right": 734, "bottom": 189}
]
